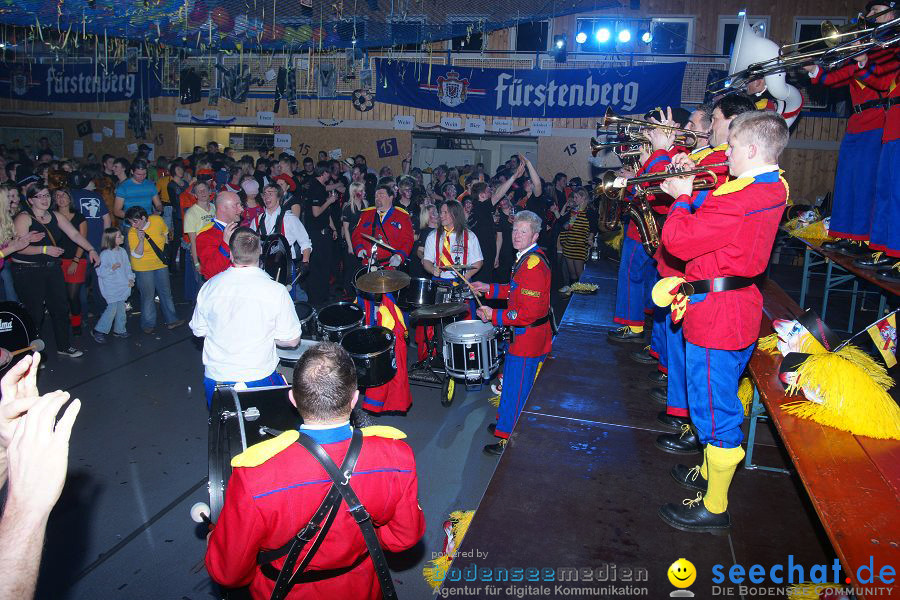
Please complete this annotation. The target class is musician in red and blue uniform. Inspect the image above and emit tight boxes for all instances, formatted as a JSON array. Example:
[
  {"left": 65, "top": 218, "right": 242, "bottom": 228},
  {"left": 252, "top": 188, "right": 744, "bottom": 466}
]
[
  {"left": 472, "top": 210, "right": 552, "bottom": 456},
  {"left": 206, "top": 343, "right": 425, "bottom": 599},
  {"left": 656, "top": 111, "right": 789, "bottom": 534},
  {"left": 654, "top": 95, "right": 754, "bottom": 454},
  {"left": 804, "top": 1, "right": 890, "bottom": 255},
  {"left": 351, "top": 185, "right": 414, "bottom": 269},
  {"left": 196, "top": 191, "right": 243, "bottom": 281}
]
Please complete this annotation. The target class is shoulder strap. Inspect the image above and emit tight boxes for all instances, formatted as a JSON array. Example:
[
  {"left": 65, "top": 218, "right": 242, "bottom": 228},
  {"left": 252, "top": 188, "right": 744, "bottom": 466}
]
[{"left": 143, "top": 223, "right": 168, "bottom": 264}]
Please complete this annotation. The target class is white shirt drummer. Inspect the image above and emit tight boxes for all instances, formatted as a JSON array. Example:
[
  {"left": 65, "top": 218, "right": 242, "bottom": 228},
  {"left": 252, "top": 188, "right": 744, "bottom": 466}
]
[{"left": 422, "top": 202, "right": 484, "bottom": 280}]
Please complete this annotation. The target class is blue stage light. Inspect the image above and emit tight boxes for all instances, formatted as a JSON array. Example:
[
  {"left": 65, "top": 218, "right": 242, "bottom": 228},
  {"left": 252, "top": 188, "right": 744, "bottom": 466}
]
[
  {"left": 596, "top": 28, "right": 611, "bottom": 43},
  {"left": 617, "top": 29, "right": 631, "bottom": 43}
]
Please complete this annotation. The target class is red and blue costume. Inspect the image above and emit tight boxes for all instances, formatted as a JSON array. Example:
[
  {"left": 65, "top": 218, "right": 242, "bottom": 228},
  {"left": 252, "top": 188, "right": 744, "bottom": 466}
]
[
  {"left": 658, "top": 145, "right": 730, "bottom": 420},
  {"left": 351, "top": 206, "right": 414, "bottom": 265},
  {"left": 360, "top": 293, "right": 413, "bottom": 413},
  {"left": 808, "top": 60, "right": 886, "bottom": 240},
  {"left": 861, "top": 49, "right": 900, "bottom": 257},
  {"left": 206, "top": 424, "right": 425, "bottom": 599},
  {"left": 662, "top": 169, "right": 787, "bottom": 448},
  {"left": 482, "top": 246, "right": 552, "bottom": 439},
  {"left": 196, "top": 220, "right": 232, "bottom": 280}
]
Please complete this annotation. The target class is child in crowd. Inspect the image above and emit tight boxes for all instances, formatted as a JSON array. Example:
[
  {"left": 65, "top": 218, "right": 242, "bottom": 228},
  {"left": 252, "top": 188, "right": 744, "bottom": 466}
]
[{"left": 92, "top": 227, "right": 134, "bottom": 343}]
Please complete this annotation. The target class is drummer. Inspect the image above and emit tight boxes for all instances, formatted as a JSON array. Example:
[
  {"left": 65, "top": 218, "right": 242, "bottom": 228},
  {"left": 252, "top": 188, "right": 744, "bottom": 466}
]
[
  {"left": 471, "top": 210, "right": 552, "bottom": 456},
  {"left": 350, "top": 184, "right": 414, "bottom": 271},
  {"left": 418, "top": 200, "right": 484, "bottom": 361},
  {"left": 189, "top": 227, "right": 302, "bottom": 409}
]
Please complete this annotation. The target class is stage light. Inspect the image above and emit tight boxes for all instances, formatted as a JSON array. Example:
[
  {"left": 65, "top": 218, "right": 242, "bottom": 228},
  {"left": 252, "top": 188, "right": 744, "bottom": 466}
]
[
  {"left": 551, "top": 34, "right": 567, "bottom": 63},
  {"left": 575, "top": 31, "right": 587, "bottom": 44},
  {"left": 640, "top": 29, "right": 652, "bottom": 43},
  {"left": 596, "top": 28, "right": 610, "bottom": 43},
  {"left": 737, "top": 9, "right": 746, "bottom": 17},
  {"left": 617, "top": 29, "right": 631, "bottom": 43}
]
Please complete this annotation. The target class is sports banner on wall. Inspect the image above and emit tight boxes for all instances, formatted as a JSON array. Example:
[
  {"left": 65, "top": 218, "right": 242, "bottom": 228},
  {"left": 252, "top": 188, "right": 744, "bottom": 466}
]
[
  {"left": 374, "top": 59, "right": 685, "bottom": 119},
  {"left": 0, "top": 61, "right": 162, "bottom": 103}
]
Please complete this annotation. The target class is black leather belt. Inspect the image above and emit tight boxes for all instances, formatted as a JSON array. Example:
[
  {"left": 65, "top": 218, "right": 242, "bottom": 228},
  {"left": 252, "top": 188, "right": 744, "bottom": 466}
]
[
  {"left": 528, "top": 314, "right": 551, "bottom": 328},
  {"left": 853, "top": 97, "right": 895, "bottom": 113},
  {"left": 684, "top": 276, "right": 759, "bottom": 295}
]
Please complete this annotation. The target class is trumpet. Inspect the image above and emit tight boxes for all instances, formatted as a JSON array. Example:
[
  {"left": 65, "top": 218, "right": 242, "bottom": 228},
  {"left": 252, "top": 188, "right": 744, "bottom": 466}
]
[
  {"left": 593, "top": 163, "right": 728, "bottom": 201},
  {"left": 599, "top": 107, "right": 699, "bottom": 148}
]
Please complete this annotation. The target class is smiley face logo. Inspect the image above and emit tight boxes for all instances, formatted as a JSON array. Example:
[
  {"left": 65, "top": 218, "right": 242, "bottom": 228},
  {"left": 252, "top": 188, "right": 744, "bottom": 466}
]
[{"left": 667, "top": 558, "right": 696, "bottom": 588}]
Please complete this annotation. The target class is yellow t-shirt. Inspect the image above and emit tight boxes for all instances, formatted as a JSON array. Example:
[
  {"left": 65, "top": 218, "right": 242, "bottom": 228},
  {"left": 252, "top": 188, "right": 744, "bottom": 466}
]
[{"left": 127, "top": 215, "right": 169, "bottom": 272}]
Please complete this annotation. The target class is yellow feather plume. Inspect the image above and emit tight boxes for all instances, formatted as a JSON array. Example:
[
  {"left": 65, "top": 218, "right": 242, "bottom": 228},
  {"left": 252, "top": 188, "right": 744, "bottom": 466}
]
[
  {"left": 488, "top": 394, "right": 501, "bottom": 407},
  {"left": 738, "top": 376, "right": 754, "bottom": 417},
  {"left": 422, "top": 510, "right": 476, "bottom": 590},
  {"left": 789, "top": 219, "right": 834, "bottom": 244},
  {"left": 783, "top": 346, "right": 900, "bottom": 440},
  {"left": 605, "top": 228, "right": 623, "bottom": 252},
  {"left": 787, "top": 583, "right": 845, "bottom": 599},
  {"left": 757, "top": 333, "right": 780, "bottom": 354}
]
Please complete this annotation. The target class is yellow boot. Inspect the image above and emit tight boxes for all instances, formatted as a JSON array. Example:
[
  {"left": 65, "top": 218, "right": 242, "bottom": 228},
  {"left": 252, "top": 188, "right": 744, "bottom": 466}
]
[
  {"left": 659, "top": 445, "right": 743, "bottom": 534},
  {"left": 670, "top": 446, "right": 709, "bottom": 493}
]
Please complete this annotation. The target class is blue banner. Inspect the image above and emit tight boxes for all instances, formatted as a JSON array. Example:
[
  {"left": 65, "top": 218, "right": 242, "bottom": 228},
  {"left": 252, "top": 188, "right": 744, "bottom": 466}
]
[
  {"left": 375, "top": 59, "right": 685, "bottom": 118},
  {"left": 0, "top": 60, "right": 161, "bottom": 103}
]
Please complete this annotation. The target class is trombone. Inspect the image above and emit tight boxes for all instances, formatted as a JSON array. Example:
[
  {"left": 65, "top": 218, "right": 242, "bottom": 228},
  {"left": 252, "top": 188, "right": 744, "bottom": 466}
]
[{"left": 594, "top": 163, "right": 728, "bottom": 201}]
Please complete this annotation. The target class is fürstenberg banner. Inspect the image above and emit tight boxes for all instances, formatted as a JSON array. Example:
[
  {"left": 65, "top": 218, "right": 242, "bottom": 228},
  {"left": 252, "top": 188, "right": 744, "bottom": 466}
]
[
  {"left": 0, "top": 61, "right": 161, "bottom": 102},
  {"left": 375, "top": 59, "right": 686, "bottom": 118}
]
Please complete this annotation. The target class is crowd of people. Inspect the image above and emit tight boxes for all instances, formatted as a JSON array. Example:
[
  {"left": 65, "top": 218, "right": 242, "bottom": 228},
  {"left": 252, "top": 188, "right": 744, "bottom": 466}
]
[{"left": 0, "top": 139, "right": 603, "bottom": 361}]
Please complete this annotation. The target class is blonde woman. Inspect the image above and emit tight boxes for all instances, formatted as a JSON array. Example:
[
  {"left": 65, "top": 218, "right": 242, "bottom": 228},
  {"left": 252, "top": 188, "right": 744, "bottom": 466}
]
[
  {"left": 0, "top": 184, "right": 39, "bottom": 302},
  {"left": 341, "top": 181, "right": 368, "bottom": 296}
]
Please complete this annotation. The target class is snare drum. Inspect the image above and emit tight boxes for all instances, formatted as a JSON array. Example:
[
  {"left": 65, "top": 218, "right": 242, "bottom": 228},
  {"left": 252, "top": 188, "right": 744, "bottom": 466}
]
[
  {"left": 398, "top": 277, "right": 436, "bottom": 307},
  {"left": 208, "top": 385, "right": 300, "bottom": 520},
  {"left": 317, "top": 302, "right": 364, "bottom": 342},
  {"left": 340, "top": 325, "right": 396, "bottom": 388},
  {"left": 443, "top": 320, "right": 501, "bottom": 381},
  {"left": 276, "top": 338, "right": 321, "bottom": 368},
  {"left": 294, "top": 301, "right": 317, "bottom": 339},
  {"left": 434, "top": 280, "right": 473, "bottom": 305}
]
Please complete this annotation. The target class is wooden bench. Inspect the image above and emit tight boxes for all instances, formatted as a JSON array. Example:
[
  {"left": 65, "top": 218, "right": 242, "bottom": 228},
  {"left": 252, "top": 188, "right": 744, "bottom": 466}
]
[{"left": 744, "top": 278, "right": 900, "bottom": 596}]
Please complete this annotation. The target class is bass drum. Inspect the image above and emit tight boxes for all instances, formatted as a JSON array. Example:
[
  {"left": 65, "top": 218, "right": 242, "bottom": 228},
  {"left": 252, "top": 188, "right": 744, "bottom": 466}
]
[
  {"left": 397, "top": 277, "right": 436, "bottom": 308},
  {"left": 208, "top": 385, "right": 301, "bottom": 521},
  {"left": 260, "top": 234, "right": 291, "bottom": 286},
  {"left": 340, "top": 325, "right": 396, "bottom": 388},
  {"left": 0, "top": 302, "right": 37, "bottom": 375},
  {"left": 318, "top": 302, "right": 364, "bottom": 342}
]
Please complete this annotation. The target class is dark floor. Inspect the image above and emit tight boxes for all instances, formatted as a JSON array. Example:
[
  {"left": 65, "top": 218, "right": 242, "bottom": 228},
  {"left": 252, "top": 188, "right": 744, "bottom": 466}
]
[{"left": 21, "top": 239, "right": 898, "bottom": 599}]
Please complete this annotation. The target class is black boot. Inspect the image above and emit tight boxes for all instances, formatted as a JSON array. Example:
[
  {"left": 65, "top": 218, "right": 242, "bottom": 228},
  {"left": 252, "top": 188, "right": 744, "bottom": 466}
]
[
  {"left": 486, "top": 423, "right": 496, "bottom": 435},
  {"left": 671, "top": 464, "right": 708, "bottom": 493},
  {"left": 658, "top": 496, "right": 730, "bottom": 535},
  {"left": 656, "top": 425, "right": 702, "bottom": 455},
  {"left": 629, "top": 345, "right": 658, "bottom": 365},
  {"left": 876, "top": 265, "right": 900, "bottom": 284},
  {"left": 657, "top": 411, "right": 689, "bottom": 431},
  {"left": 821, "top": 239, "right": 851, "bottom": 252},
  {"left": 607, "top": 326, "right": 646, "bottom": 344},
  {"left": 853, "top": 253, "right": 892, "bottom": 269},
  {"left": 649, "top": 387, "right": 668, "bottom": 405},
  {"left": 483, "top": 440, "right": 507, "bottom": 456}
]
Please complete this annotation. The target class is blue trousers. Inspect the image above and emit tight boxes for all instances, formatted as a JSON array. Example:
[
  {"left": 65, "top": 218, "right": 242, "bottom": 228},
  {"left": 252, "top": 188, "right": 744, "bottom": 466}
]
[
  {"left": 96, "top": 300, "right": 127, "bottom": 335},
  {"left": 183, "top": 252, "right": 202, "bottom": 303},
  {"left": 685, "top": 341, "right": 754, "bottom": 448},
  {"left": 870, "top": 139, "right": 899, "bottom": 257},
  {"left": 664, "top": 314, "right": 687, "bottom": 417},
  {"left": 830, "top": 128, "right": 883, "bottom": 240},
  {"left": 494, "top": 353, "right": 546, "bottom": 439},
  {"left": 0, "top": 265, "right": 17, "bottom": 302},
  {"left": 204, "top": 370, "right": 287, "bottom": 410},
  {"left": 650, "top": 304, "right": 667, "bottom": 372},
  {"left": 613, "top": 235, "right": 656, "bottom": 326},
  {"left": 135, "top": 268, "right": 179, "bottom": 330}
]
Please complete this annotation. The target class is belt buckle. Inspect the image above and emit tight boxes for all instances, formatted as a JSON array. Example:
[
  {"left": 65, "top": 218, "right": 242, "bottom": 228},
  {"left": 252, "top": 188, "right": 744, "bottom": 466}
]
[{"left": 680, "top": 281, "right": 695, "bottom": 296}]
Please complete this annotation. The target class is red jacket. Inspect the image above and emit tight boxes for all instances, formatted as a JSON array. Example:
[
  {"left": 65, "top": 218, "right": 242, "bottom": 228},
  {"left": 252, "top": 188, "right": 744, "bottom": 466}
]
[
  {"left": 859, "top": 48, "right": 900, "bottom": 142},
  {"left": 484, "top": 247, "right": 552, "bottom": 357},
  {"left": 625, "top": 149, "right": 673, "bottom": 243},
  {"left": 196, "top": 221, "right": 231, "bottom": 280},
  {"left": 351, "top": 206, "right": 414, "bottom": 264},
  {"left": 206, "top": 426, "right": 425, "bottom": 599},
  {"left": 363, "top": 294, "right": 412, "bottom": 413},
  {"left": 662, "top": 169, "right": 787, "bottom": 350},
  {"left": 810, "top": 62, "right": 887, "bottom": 133},
  {"left": 655, "top": 145, "right": 730, "bottom": 279}
]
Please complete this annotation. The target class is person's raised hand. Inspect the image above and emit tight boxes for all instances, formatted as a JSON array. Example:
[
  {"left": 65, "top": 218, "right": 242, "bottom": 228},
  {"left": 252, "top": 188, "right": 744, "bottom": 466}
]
[
  {"left": 670, "top": 153, "right": 696, "bottom": 172},
  {"left": 470, "top": 281, "right": 490, "bottom": 294},
  {"left": 6, "top": 390, "right": 81, "bottom": 516},
  {"left": 660, "top": 174, "right": 695, "bottom": 199},
  {"left": 223, "top": 222, "right": 238, "bottom": 246},
  {"left": 0, "top": 353, "right": 41, "bottom": 449},
  {"left": 476, "top": 306, "right": 493, "bottom": 322}
]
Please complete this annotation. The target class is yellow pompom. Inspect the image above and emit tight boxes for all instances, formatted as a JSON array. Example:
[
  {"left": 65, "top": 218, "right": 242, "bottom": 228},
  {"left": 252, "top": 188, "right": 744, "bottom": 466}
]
[
  {"left": 605, "top": 228, "right": 623, "bottom": 252},
  {"left": 783, "top": 346, "right": 900, "bottom": 440},
  {"left": 738, "top": 377, "right": 754, "bottom": 416},
  {"left": 422, "top": 510, "right": 476, "bottom": 590},
  {"left": 652, "top": 277, "right": 686, "bottom": 308},
  {"left": 789, "top": 219, "right": 833, "bottom": 244},
  {"left": 488, "top": 394, "right": 501, "bottom": 407},
  {"left": 757, "top": 333, "right": 780, "bottom": 354}
]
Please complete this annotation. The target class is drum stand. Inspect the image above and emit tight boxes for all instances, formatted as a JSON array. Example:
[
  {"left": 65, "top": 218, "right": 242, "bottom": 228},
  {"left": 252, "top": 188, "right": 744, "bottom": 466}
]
[{"left": 407, "top": 315, "right": 457, "bottom": 406}]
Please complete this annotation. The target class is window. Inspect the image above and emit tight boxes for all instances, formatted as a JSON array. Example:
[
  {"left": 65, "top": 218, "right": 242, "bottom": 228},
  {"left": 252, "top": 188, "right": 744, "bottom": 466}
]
[
  {"left": 793, "top": 17, "right": 847, "bottom": 53},
  {"left": 717, "top": 15, "right": 771, "bottom": 56},
  {"left": 449, "top": 19, "right": 486, "bottom": 52},
  {"left": 514, "top": 20, "right": 549, "bottom": 52},
  {"left": 650, "top": 17, "right": 694, "bottom": 54}
]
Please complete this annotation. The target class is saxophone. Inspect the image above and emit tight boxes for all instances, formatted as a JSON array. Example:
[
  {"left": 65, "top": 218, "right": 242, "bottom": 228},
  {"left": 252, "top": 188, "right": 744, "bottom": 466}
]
[{"left": 626, "top": 190, "right": 661, "bottom": 256}]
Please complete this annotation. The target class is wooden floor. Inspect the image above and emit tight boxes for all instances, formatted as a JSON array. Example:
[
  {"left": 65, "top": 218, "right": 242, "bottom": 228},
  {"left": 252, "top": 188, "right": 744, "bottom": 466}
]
[{"left": 441, "top": 260, "right": 845, "bottom": 600}]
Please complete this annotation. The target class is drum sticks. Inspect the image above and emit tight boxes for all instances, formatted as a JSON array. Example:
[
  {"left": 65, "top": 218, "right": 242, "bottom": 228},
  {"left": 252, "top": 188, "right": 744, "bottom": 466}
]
[
  {"left": 446, "top": 265, "right": 484, "bottom": 309},
  {"left": 10, "top": 339, "right": 45, "bottom": 357}
]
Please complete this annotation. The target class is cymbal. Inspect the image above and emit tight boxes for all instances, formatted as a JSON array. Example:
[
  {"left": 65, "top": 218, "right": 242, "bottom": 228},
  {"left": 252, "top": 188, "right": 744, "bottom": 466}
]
[
  {"left": 361, "top": 234, "right": 399, "bottom": 253},
  {"left": 411, "top": 302, "right": 468, "bottom": 320},
  {"left": 438, "top": 264, "right": 477, "bottom": 272},
  {"left": 356, "top": 269, "right": 411, "bottom": 294}
]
